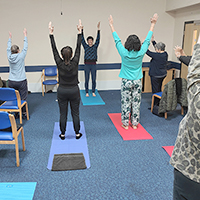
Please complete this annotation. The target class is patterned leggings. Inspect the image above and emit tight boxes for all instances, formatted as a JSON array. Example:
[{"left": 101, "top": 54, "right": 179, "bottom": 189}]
[{"left": 121, "top": 78, "right": 142, "bottom": 126}]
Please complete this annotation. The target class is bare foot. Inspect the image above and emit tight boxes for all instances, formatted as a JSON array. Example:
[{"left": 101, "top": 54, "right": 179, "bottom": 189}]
[
  {"left": 132, "top": 125, "right": 137, "bottom": 130},
  {"left": 86, "top": 93, "right": 89, "bottom": 97},
  {"left": 92, "top": 93, "right": 96, "bottom": 97},
  {"left": 122, "top": 124, "right": 129, "bottom": 130}
]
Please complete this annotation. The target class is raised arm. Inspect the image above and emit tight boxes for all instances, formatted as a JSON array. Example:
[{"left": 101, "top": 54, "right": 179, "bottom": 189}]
[
  {"left": 94, "top": 21, "right": 100, "bottom": 48},
  {"left": 49, "top": 21, "right": 62, "bottom": 65},
  {"left": 109, "top": 15, "right": 115, "bottom": 33},
  {"left": 141, "top": 13, "right": 158, "bottom": 54},
  {"left": 21, "top": 28, "right": 28, "bottom": 58},
  {"left": 174, "top": 45, "right": 191, "bottom": 66},
  {"left": 149, "top": 13, "right": 158, "bottom": 32},
  {"left": 81, "top": 22, "right": 87, "bottom": 49},
  {"left": 73, "top": 19, "right": 83, "bottom": 64},
  {"left": 7, "top": 32, "right": 12, "bottom": 57},
  {"left": 109, "top": 15, "right": 126, "bottom": 56}
]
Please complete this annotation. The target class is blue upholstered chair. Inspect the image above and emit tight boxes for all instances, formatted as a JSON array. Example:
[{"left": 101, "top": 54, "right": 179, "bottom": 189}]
[
  {"left": 0, "top": 111, "right": 25, "bottom": 167},
  {"left": 41, "top": 67, "right": 58, "bottom": 96},
  {"left": 0, "top": 88, "right": 29, "bottom": 124}
]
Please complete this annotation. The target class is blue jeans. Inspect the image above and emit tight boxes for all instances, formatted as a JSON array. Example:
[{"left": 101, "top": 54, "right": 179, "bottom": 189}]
[{"left": 84, "top": 64, "right": 96, "bottom": 93}]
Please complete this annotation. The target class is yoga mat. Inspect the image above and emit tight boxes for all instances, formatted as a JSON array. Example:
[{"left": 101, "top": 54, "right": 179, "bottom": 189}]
[
  {"left": 0, "top": 182, "right": 37, "bottom": 200},
  {"left": 80, "top": 89, "right": 105, "bottom": 106},
  {"left": 162, "top": 146, "right": 174, "bottom": 157},
  {"left": 108, "top": 113, "right": 153, "bottom": 141},
  {"left": 47, "top": 121, "right": 90, "bottom": 170}
]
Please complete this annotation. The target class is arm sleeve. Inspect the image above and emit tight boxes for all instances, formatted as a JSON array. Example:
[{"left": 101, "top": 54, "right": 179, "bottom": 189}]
[
  {"left": 81, "top": 30, "right": 87, "bottom": 49},
  {"left": 94, "top": 30, "right": 100, "bottom": 48},
  {"left": 7, "top": 38, "right": 12, "bottom": 58},
  {"left": 21, "top": 37, "right": 28, "bottom": 59},
  {"left": 146, "top": 49, "right": 157, "bottom": 58},
  {"left": 49, "top": 34, "right": 62, "bottom": 66},
  {"left": 140, "top": 31, "right": 153, "bottom": 55},
  {"left": 72, "top": 34, "right": 82, "bottom": 64},
  {"left": 112, "top": 31, "right": 126, "bottom": 57},
  {"left": 179, "top": 56, "right": 192, "bottom": 66}
]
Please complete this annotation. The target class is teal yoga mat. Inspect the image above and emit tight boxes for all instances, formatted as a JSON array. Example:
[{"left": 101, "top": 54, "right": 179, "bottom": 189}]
[
  {"left": 80, "top": 90, "right": 105, "bottom": 105},
  {"left": 0, "top": 182, "right": 37, "bottom": 200}
]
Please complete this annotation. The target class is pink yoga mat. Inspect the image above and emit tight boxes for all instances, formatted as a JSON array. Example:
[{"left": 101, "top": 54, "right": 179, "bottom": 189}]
[
  {"left": 108, "top": 113, "right": 153, "bottom": 141},
  {"left": 162, "top": 146, "right": 174, "bottom": 157}
]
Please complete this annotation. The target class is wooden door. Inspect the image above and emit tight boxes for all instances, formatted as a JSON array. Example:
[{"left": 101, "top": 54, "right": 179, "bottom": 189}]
[{"left": 181, "top": 22, "right": 200, "bottom": 79}]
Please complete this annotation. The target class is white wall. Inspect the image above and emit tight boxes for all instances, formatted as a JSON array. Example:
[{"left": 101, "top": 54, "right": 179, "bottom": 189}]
[
  {"left": 170, "top": 4, "right": 200, "bottom": 61},
  {"left": 166, "top": 0, "right": 200, "bottom": 12},
  {"left": 0, "top": 0, "right": 175, "bottom": 91}
]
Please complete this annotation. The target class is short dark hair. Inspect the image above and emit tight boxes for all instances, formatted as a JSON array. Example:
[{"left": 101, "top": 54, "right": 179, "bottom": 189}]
[
  {"left": 11, "top": 45, "right": 19, "bottom": 54},
  {"left": 87, "top": 36, "right": 94, "bottom": 41},
  {"left": 124, "top": 34, "right": 141, "bottom": 52},
  {"left": 61, "top": 46, "right": 73, "bottom": 65}
]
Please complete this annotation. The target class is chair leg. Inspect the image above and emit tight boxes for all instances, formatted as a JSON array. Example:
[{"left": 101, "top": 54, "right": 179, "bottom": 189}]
[
  {"left": 19, "top": 110, "right": 23, "bottom": 124},
  {"left": 15, "top": 138, "right": 20, "bottom": 167},
  {"left": 165, "top": 112, "right": 167, "bottom": 119},
  {"left": 21, "top": 128, "right": 26, "bottom": 151},
  {"left": 181, "top": 106, "right": 184, "bottom": 115},
  {"left": 151, "top": 96, "right": 155, "bottom": 113},
  {"left": 25, "top": 103, "right": 29, "bottom": 120},
  {"left": 42, "top": 84, "right": 44, "bottom": 96}
]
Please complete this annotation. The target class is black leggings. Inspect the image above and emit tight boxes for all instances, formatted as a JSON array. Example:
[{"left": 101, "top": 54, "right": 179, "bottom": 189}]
[
  {"left": 173, "top": 168, "right": 200, "bottom": 200},
  {"left": 57, "top": 85, "right": 80, "bottom": 135},
  {"left": 8, "top": 79, "right": 28, "bottom": 113}
]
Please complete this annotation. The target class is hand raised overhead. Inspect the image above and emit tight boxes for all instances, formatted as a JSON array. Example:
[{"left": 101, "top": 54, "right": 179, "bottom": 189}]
[
  {"left": 23, "top": 28, "right": 27, "bottom": 37},
  {"left": 97, "top": 21, "right": 100, "bottom": 30},
  {"left": 151, "top": 13, "right": 158, "bottom": 24},
  {"left": 77, "top": 19, "right": 83, "bottom": 33},
  {"left": 49, "top": 21, "right": 54, "bottom": 35}
]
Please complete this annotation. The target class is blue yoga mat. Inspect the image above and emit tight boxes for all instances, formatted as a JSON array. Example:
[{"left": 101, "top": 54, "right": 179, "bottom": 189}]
[
  {"left": 47, "top": 121, "right": 90, "bottom": 170},
  {"left": 80, "top": 89, "right": 105, "bottom": 106},
  {"left": 0, "top": 182, "right": 37, "bottom": 200}
]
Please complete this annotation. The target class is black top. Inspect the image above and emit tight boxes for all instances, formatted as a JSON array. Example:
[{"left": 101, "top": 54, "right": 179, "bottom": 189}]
[
  {"left": 49, "top": 34, "right": 81, "bottom": 88},
  {"left": 179, "top": 56, "right": 192, "bottom": 66},
  {"left": 146, "top": 41, "right": 168, "bottom": 77}
]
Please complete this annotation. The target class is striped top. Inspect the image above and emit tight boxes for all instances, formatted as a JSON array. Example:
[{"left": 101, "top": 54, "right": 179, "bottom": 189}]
[{"left": 81, "top": 30, "right": 100, "bottom": 63}]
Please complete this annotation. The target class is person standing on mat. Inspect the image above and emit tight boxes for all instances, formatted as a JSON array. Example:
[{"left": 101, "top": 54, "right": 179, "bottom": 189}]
[
  {"left": 49, "top": 20, "right": 83, "bottom": 140},
  {"left": 108, "top": 13, "right": 158, "bottom": 130},
  {"left": 146, "top": 35, "right": 168, "bottom": 105},
  {"left": 7, "top": 28, "right": 28, "bottom": 119},
  {"left": 170, "top": 34, "right": 200, "bottom": 200},
  {"left": 81, "top": 21, "right": 100, "bottom": 97}
]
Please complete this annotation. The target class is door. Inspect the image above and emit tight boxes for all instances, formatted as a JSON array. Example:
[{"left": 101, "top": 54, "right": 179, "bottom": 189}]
[{"left": 181, "top": 21, "right": 200, "bottom": 79}]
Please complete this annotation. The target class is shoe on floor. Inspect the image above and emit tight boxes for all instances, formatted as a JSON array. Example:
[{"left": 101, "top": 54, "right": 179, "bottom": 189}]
[{"left": 76, "top": 133, "right": 82, "bottom": 139}]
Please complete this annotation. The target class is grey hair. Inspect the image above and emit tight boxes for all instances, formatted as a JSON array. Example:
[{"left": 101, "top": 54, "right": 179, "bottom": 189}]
[
  {"left": 11, "top": 45, "right": 19, "bottom": 54},
  {"left": 155, "top": 42, "right": 165, "bottom": 51}
]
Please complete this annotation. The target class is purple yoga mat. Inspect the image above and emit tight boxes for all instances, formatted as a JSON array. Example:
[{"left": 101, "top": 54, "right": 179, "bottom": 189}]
[{"left": 47, "top": 121, "right": 90, "bottom": 170}]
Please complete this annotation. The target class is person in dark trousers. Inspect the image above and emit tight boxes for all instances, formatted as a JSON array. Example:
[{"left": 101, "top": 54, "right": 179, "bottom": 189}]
[
  {"left": 7, "top": 29, "right": 28, "bottom": 119},
  {"left": 146, "top": 35, "right": 168, "bottom": 97},
  {"left": 170, "top": 36, "right": 200, "bottom": 200},
  {"left": 49, "top": 20, "right": 83, "bottom": 140},
  {"left": 81, "top": 22, "right": 100, "bottom": 97}
]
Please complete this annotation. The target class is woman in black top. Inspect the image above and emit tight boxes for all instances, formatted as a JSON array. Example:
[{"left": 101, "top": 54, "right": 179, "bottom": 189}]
[
  {"left": 49, "top": 20, "right": 83, "bottom": 140},
  {"left": 146, "top": 36, "right": 168, "bottom": 95}
]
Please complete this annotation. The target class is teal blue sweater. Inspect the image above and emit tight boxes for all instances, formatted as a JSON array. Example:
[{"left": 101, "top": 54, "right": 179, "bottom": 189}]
[{"left": 112, "top": 31, "right": 153, "bottom": 80}]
